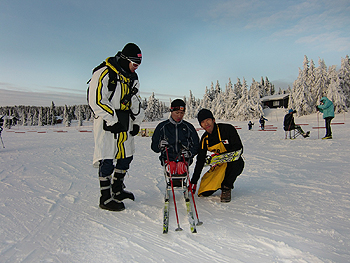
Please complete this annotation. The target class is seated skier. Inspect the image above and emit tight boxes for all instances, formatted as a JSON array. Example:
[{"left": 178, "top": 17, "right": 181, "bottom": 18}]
[
  {"left": 190, "top": 109, "right": 244, "bottom": 202},
  {"left": 283, "top": 109, "right": 310, "bottom": 138},
  {"left": 151, "top": 99, "right": 199, "bottom": 187}
]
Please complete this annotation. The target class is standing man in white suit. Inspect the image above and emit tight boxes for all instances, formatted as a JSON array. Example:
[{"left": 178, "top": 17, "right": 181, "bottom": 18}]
[{"left": 88, "top": 43, "right": 144, "bottom": 211}]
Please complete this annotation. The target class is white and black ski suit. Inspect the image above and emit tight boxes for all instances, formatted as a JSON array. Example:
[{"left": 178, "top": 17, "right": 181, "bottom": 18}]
[{"left": 88, "top": 56, "right": 144, "bottom": 167}]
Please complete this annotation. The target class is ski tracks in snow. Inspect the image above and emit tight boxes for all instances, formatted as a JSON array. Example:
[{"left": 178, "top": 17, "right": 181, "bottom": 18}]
[{"left": 0, "top": 117, "right": 350, "bottom": 262}]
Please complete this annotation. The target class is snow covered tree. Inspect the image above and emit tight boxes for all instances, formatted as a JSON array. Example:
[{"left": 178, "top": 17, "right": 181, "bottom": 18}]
[
  {"left": 48, "top": 101, "right": 55, "bottom": 125},
  {"left": 314, "top": 58, "right": 329, "bottom": 108},
  {"left": 38, "top": 107, "right": 44, "bottom": 126},
  {"left": 144, "top": 93, "right": 163, "bottom": 121},
  {"left": 211, "top": 90, "right": 225, "bottom": 119},
  {"left": 76, "top": 105, "right": 84, "bottom": 126},
  {"left": 200, "top": 86, "right": 212, "bottom": 110},
  {"left": 290, "top": 56, "right": 313, "bottom": 116},
  {"left": 223, "top": 78, "right": 237, "bottom": 120},
  {"left": 63, "top": 105, "right": 71, "bottom": 127},
  {"left": 185, "top": 90, "right": 198, "bottom": 119},
  {"left": 232, "top": 80, "right": 250, "bottom": 121},
  {"left": 338, "top": 55, "right": 350, "bottom": 108},
  {"left": 327, "top": 65, "right": 347, "bottom": 113},
  {"left": 233, "top": 78, "right": 243, "bottom": 100},
  {"left": 263, "top": 77, "right": 275, "bottom": 96}
]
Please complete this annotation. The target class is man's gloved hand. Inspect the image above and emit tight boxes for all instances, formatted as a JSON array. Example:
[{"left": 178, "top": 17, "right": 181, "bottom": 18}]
[
  {"left": 103, "top": 121, "right": 125, "bottom": 134},
  {"left": 188, "top": 183, "right": 197, "bottom": 194},
  {"left": 129, "top": 124, "right": 140, "bottom": 136},
  {"left": 316, "top": 105, "right": 319, "bottom": 111},
  {"left": 159, "top": 139, "right": 169, "bottom": 151},
  {"left": 181, "top": 148, "right": 192, "bottom": 158}
]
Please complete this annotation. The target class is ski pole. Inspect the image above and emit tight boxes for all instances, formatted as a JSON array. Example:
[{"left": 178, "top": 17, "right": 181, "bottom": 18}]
[
  {"left": 182, "top": 153, "right": 203, "bottom": 226},
  {"left": 165, "top": 147, "right": 183, "bottom": 231},
  {"left": 317, "top": 111, "right": 319, "bottom": 139},
  {"left": 0, "top": 129, "right": 4, "bottom": 148}
]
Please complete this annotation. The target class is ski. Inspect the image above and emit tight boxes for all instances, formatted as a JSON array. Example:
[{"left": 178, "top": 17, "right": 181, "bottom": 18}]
[
  {"left": 184, "top": 190, "right": 197, "bottom": 233},
  {"left": 162, "top": 189, "right": 170, "bottom": 234},
  {"left": 204, "top": 149, "right": 242, "bottom": 167},
  {"left": 163, "top": 185, "right": 198, "bottom": 234}
]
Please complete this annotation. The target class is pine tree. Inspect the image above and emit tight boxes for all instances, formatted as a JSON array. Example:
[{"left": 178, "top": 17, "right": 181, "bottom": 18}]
[
  {"left": 233, "top": 78, "right": 243, "bottom": 100},
  {"left": 63, "top": 105, "right": 71, "bottom": 127},
  {"left": 185, "top": 90, "right": 198, "bottom": 119},
  {"left": 232, "top": 80, "right": 250, "bottom": 121},
  {"left": 327, "top": 65, "right": 347, "bottom": 113},
  {"left": 290, "top": 56, "right": 313, "bottom": 116},
  {"left": 200, "top": 86, "right": 212, "bottom": 110},
  {"left": 339, "top": 55, "right": 350, "bottom": 108},
  {"left": 144, "top": 93, "right": 162, "bottom": 121},
  {"left": 314, "top": 58, "right": 329, "bottom": 108}
]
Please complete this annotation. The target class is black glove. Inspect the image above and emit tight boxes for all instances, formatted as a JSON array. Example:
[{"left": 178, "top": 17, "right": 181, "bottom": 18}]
[
  {"left": 103, "top": 121, "right": 125, "bottom": 134},
  {"left": 188, "top": 183, "right": 197, "bottom": 194},
  {"left": 181, "top": 148, "right": 192, "bottom": 158},
  {"left": 316, "top": 106, "right": 319, "bottom": 111},
  {"left": 159, "top": 140, "right": 169, "bottom": 151},
  {"left": 129, "top": 124, "right": 140, "bottom": 136}
]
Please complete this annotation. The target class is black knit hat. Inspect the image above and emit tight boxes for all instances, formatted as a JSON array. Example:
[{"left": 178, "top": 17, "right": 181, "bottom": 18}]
[
  {"left": 197, "top": 109, "right": 214, "bottom": 124},
  {"left": 121, "top": 43, "right": 142, "bottom": 64},
  {"left": 170, "top": 99, "right": 186, "bottom": 112}
]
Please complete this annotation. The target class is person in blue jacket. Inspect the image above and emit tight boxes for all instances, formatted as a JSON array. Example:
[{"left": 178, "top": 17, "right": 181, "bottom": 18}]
[
  {"left": 151, "top": 99, "right": 200, "bottom": 186},
  {"left": 316, "top": 96, "right": 335, "bottom": 139}
]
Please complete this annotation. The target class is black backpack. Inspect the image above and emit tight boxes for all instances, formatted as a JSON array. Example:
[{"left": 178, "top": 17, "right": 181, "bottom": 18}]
[{"left": 87, "top": 61, "right": 140, "bottom": 121}]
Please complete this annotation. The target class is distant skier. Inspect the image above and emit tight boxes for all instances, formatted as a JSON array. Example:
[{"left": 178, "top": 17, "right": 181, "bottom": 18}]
[
  {"left": 190, "top": 109, "right": 244, "bottom": 202},
  {"left": 316, "top": 96, "right": 334, "bottom": 139},
  {"left": 88, "top": 43, "right": 145, "bottom": 211},
  {"left": 283, "top": 109, "right": 310, "bottom": 138},
  {"left": 248, "top": 121, "right": 254, "bottom": 130},
  {"left": 0, "top": 116, "right": 5, "bottom": 148},
  {"left": 151, "top": 99, "right": 199, "bottom": 186},
  {"left": 259, "top": 116, "right": 268, "bottom": 130}
]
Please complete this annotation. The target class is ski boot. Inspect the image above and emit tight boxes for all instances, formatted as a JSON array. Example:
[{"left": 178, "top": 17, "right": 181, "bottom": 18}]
[
  {"left": 112, "top": 170, "right": 135, "bottom": 201},
  {"left": 99, "top": 175, "right": 125, "bottom": 211}
]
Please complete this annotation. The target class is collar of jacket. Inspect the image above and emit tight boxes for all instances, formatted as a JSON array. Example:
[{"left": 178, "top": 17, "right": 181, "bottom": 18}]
[
  {"left": 169, "top": 117, "right": 183, "bottom": 125},
  {"left": 105, "top": 56, "right": 137, "bottom": 79}
]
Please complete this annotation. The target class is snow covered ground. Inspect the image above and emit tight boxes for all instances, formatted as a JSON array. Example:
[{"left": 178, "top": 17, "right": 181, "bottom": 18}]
[{"left": 0, "top": 109, "right": 349, "bottom": 263}]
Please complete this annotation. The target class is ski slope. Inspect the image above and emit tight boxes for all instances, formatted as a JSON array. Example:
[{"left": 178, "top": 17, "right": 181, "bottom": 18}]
[{"left": 0, "top": 109, "right": 349, "bottom": 262}]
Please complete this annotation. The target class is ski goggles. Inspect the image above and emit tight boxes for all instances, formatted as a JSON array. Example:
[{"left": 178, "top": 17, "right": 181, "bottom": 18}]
[
  {"left": 120, "top": 53, "right": 141, "bottom": 67},
  {"left": 126, "top": 58, "right": 140, "bottom": 68},
  {"left": 170, "top": 106, "right": 185, "bottom": 112}
]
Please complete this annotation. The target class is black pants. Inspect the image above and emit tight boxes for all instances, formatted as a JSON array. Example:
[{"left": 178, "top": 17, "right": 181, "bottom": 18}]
[
  {"left": 222, "top": 158, "right": 245, "bottom": 189},
  {"left": 325, "top": 117, "right": 333, "bottom": 137},
  {"left": 200, "top": 158, "right": 245, "bottom": 196}
]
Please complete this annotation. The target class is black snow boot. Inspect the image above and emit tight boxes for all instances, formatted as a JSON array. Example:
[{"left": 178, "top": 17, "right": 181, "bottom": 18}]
[
  {"left": 221, "top": 185, "right": 231, "bottom": 203},
  {"left": 99, "top": 175, "right": 125, "bottom": 211},
  {"left": 112, "top": 171, "right": 135, "bottom": 201}
]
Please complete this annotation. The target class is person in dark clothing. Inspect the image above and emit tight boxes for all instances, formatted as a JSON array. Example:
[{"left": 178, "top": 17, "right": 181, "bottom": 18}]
[
  {"left": 190, "top": 109, "right": 244, "bottom": 202},
  {"left": 151, "top": 99, "right": 200, "bottom": 185},
  {"left": 259, "top": 116, "right": 268, "bottom": 130},
  {"left": 248, "top": 121, "right": 254, "bottom": 130},
  {"left": 283, "top": 109, "right": 310, "bottom": 138}
]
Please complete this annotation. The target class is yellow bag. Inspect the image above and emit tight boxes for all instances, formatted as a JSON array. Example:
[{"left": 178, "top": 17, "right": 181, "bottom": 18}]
[{"left": 198, "top": 162, "right": 227, "bottom": 196}]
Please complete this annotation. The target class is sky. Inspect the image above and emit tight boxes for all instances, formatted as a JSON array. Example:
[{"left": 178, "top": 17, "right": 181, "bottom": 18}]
[{"left": 0, "top": 0, "right": 349, "bottom": 106}]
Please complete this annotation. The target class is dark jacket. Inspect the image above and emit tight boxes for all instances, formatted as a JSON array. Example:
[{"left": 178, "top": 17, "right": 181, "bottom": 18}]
[
  {"left": 283, "top": 113, "right": 296, "bottom": 131},
  {"left": 191, "top": 123, "right": 244, "bottom": 184},
  {"left": 151, "top": 117, "right": 200, "bottom": 163}
]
